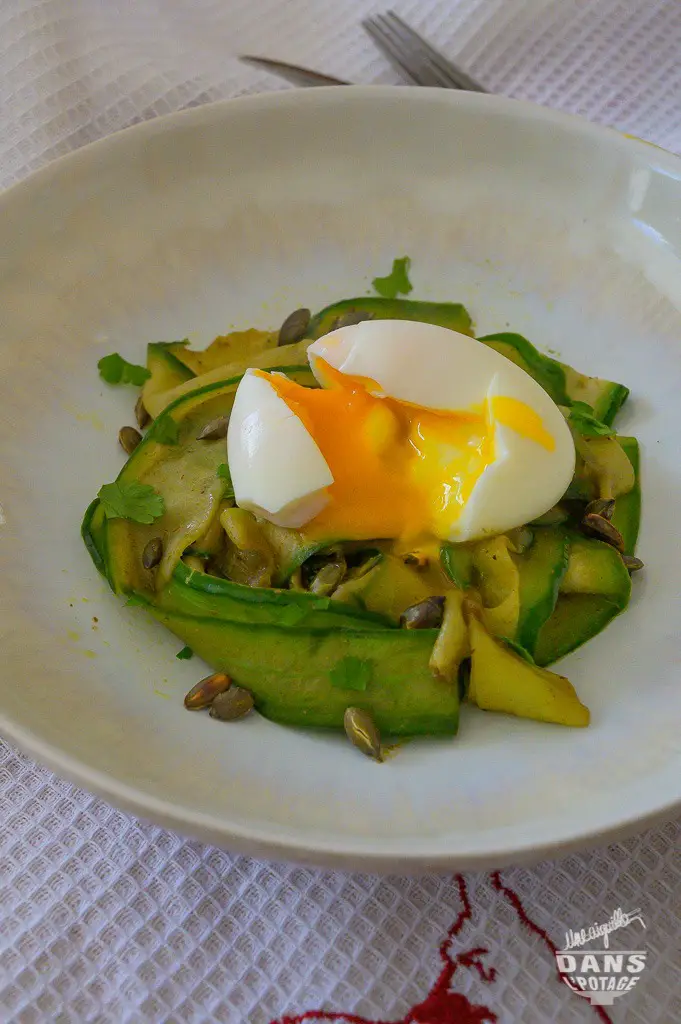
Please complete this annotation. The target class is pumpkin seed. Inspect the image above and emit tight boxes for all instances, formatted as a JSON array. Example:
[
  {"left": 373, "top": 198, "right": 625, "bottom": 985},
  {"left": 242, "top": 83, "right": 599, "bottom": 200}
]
[
  {"left": 622, "top": 554, "right": 644, "bottom": 572},
  {"left": 310, "top": 561, "right": 345, "bottom": 596},
  {"left": 119, "top": 425, "right": 143, "bottom": 454},
  {"left": 400, "top": 595, "right": 445, "bottom": 630},
  {"left": 142, "top": 536, "right": 164, "bottom": 569},
  {"left": 135, "top": 395, "right": 150, "bottom": 430},
  {"left": 196, "top": 416, "right": 229, "bottom": 441},
  {"left": 209, "top": 685, "right": 255, "bottom": 721},
  {"left": 184, "top": 672, "right": 231, "bottom": 710},
  {"left": 403, "top": 551, "right": 429, "bottom": 570},
  {"left": 308, "top": 548, "right": 347, "bottom": 596},
  {"left": 278, "top": 307, "right": 311, "bottom": 346},
  {"left": 582, "top": 513, "right": 625, "bottom": 552},
  {"left": 585, "top": 497, "right": 616, "bottom": 521},
  {"left": 343, "top": 707, "right": 383, "bottom": 762}
]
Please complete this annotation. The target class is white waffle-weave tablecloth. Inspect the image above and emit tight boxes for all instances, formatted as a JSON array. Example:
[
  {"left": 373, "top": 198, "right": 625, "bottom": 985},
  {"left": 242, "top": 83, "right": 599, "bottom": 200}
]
[{"left": 1, "top": 2, "right": 680, "bottom": 1022}]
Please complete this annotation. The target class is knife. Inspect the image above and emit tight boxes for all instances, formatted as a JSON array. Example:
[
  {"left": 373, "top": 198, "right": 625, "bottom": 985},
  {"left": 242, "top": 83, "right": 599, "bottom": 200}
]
[{"left": 240, "top": 55, "right": 350, "bottom": 87}]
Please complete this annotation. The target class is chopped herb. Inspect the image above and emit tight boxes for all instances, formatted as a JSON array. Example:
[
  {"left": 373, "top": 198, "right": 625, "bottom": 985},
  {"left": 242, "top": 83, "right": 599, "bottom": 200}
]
[
  {"left": 279, "top": 604, "right": 308, "bottom": 627},
  {"left": 312, "top": 597, "right": 331, "bottom": 612},
  {"left": 124, "top": 593, "right": 148, "bottom": 607},
  {"left": 98, "top": 353, "right": 150, "bottom": 387},
  {"left": 98, "top": 480, "right": 165, "bottom": 524},
  {"left": 176, "top": 645, "right": 194, "bottom": 660},
  {"left": 217, "top": 463, "right": 236, "bottom": 499},
  {"left": 330, "top": 656, "right": 373, "bottom": 692},
  {"left": 568, "top": 402, "right": 615, "bottom": 437},
  {"left": 149, "top": 415, "right": 180, "bottom": 445},
  {"left": 372, "top": 256, "right": 413, "bottom": 299}
]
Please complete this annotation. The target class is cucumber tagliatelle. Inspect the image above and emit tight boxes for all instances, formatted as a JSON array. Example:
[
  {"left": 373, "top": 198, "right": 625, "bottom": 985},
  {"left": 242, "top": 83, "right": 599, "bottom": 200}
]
[{"left": 84, "top": 284, "right": 642, "bottom": 752}]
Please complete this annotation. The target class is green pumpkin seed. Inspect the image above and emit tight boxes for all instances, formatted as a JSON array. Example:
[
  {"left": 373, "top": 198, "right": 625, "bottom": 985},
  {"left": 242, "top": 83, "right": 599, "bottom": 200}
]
[
  {"left": 343, "top": 707, "right": 383, "bottom": 762},
  {"left": 135, "top": 395, "right": 150, "bottom": 430},
  {"left": 209, "top": 685, "right": 255, "bottom": 721},
  {"left": 119, "top": 425, "right": 143, "bottom": 454},
  {"left": 196, "top": 416, "right": 229, "bottom": 441},
  {"left": 184, "top": 672, "right": 231, "bottom": 710},
  {"left": 142, "top": 536, "right": 164, "bottom": 569},
  {"left": 310, "top": 562, "right": 345, "bottom": 596},
  {"left": 585, "top": 497, "right": 616, "bottom": 521},
  {"left": 400, "top": 596, "right": 445, "bottom": 630},
  {"left": 582, "top": 513, "right": 624, "bottom": 552},
  {"left": 278, "top": 307, "right": 311, "bottom": 346}
]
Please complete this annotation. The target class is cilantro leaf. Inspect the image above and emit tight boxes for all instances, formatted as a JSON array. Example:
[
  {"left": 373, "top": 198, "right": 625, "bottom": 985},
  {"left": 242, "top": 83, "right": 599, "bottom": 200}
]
[
  {"left": 98, "top": 353, "right": 150, "bottom": 387},
  {"left": 217, "top": 463, "right": 235, "bottom": 499},
  {"left": 330, "top": 656, "right": 373, "bottom": 692},
  {"left": 98, "top": 480, "right": 165, "bottom": 524},
  {"left": 176, "top": 645, "right": 194, "bottom": 660},
  {"left": 279, "top": 604, "right": 308, "bottom": 627},
  {"left": 568, "top": 402, "right": 615, "bottom": 437},
  {"left": 372, "top": 257, "right": 413, "bottom": 299},
  {"left": 148, "top": 415, "right": 180, "bottom": 445}
]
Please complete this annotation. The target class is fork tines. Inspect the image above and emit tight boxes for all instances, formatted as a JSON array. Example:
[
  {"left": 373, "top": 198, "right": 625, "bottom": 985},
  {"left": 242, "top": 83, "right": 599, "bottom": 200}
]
[{"left": 363, "top": 11, "right": 485, "bottom": 92}]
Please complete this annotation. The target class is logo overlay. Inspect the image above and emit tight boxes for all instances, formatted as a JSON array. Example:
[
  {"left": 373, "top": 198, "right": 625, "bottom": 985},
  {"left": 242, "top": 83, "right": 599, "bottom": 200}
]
[{"left": 556, "top": 908, "right": 647, "bottom": 1006}]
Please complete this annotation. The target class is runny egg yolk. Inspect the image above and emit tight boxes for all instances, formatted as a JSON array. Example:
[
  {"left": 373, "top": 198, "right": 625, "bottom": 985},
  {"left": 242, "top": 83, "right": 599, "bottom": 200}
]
[{"left": 255, "top": 360, "right": 554, "bottom": 543}]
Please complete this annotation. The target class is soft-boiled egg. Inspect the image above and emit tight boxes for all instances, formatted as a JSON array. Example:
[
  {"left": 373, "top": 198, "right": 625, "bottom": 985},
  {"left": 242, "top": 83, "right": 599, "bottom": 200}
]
[{"left": 227, "top": 320, "right": 575, "bottom": 543}]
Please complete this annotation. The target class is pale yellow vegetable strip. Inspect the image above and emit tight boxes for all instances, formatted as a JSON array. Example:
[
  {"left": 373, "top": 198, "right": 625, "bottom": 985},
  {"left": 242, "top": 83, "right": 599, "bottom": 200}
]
[
  {"left": 429, "top": 590, "right": 468, "bottom": 683},
  {"left": 468, "top": 617, "right": 590, "bottom": 727},
  {"left": 146, "top": 338, "right": 311, "bottom": 418}
]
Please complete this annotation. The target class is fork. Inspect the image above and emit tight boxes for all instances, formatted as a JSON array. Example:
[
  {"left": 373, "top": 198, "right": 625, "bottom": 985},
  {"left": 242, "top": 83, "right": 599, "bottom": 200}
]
[{"left": 363, "top": 10, "right": 485, "bottom": 92}]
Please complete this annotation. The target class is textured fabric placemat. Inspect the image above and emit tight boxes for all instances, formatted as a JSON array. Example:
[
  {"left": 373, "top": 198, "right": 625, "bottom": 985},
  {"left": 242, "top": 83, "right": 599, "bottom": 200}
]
[{"left": 1, "top": 2, "right": 680, "bottom": 1022}]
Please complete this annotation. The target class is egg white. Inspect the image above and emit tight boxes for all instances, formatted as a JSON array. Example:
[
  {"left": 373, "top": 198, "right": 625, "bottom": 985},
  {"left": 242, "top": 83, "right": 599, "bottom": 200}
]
[{"left": 227, "top": 369, "right": 333, "bottom": 528}]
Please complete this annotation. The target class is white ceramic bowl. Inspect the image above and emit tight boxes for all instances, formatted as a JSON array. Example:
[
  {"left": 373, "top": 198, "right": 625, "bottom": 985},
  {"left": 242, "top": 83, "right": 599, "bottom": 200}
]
[{"left": 1, "top": 88, "right": 679, "bottom": 872}]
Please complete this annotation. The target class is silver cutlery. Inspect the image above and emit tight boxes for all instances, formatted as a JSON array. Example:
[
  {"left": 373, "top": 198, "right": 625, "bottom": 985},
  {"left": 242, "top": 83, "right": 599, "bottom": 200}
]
[
  {"left": 239, "top": 55, "right": 350, "bottom": 88},
  {"left": 240, "top": 10, "right": 484, "bottom": 92},
  {"left": 363, "top": 10, "right": 485, "bottom": 92}
]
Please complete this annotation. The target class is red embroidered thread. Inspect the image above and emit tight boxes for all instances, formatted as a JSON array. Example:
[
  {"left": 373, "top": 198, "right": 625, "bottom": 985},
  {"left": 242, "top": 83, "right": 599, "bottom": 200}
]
[
  {"left": 272, "top": 871, "right": 615, "bottom": 1024},
  {"left": 490, "top": 871, "right": 614, "bottom": 1024},
  {"left": 273, "top": 874, "right": 497, "bottom": 1024}
]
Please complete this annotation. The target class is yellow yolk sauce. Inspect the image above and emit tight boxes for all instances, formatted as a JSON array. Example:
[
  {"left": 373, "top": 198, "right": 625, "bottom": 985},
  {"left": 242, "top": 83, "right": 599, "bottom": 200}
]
[
  {"left": 256, "top": 361, "right": 552, "bottom": 542},
  {"left": 491, "top": 396, "right": 556, "bottom": 452}
]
